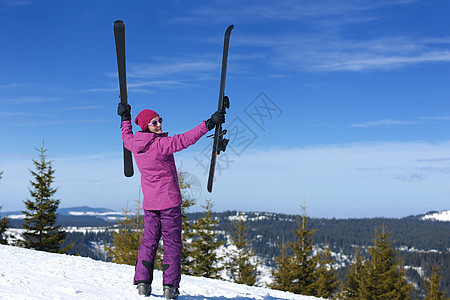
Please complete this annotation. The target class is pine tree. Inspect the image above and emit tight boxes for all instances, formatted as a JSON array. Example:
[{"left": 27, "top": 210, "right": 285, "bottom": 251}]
[
  {"left": 187, "top": 199, "right": 225, "bottom": 279},
  {"left": 314, "top": 245, "right": 339, "bottom": 298},
  {"left": 0, "top": 207, "right": 9, "bottom": 245},
  {"left": 154, "top": 168, "right": 198, "bottom": 272},
  {"left": 226, "top": 212, "right": 259, "bottom": 286},
  {"left": 337, "top": 250, "right": 365, "bottom": 300},
  {"left": 358, "top": 225, "right": 412, "bottom": 300},
  {"left": 179, "top": 168, "right": 197, "bottom": 275},
  {"left": 270, "top": 204, "right": 339, "bottom": 297},
  {"left": 0, "top": 171, "right": 9, "bottom": 245},
  {"left": 287, "top": 205, "right": 320, "bottom": 295},
  {"left": 269, "top": 236, "right": 292, "bottom": 291},
  {"left": 424, "top": 264, "right": 448, "bottom": 300},
  {"left": 105, "top": 199, "right": 144, "bottom": 265},
  {"left": 22, "top": 144, "right": 71, "bottom": 253}
]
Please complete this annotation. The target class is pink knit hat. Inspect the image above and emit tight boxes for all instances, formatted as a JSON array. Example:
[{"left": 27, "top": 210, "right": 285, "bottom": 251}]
[{"left": 134, "top": 109, "right": 159, "bottom": 131}]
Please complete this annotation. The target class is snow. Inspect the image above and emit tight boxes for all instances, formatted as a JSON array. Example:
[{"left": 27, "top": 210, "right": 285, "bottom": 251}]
[
  {"left": 5, "top": 214, "right": 26, "bottom": 219},
  {"left": 68, "top": 211, "right": 123, "bottom": 217},
  {"left": 0, "top": 245, "right": 322, "bottom": 300},
  {"left": 421, "top": 210, "right": 450, "bottom": 222}
]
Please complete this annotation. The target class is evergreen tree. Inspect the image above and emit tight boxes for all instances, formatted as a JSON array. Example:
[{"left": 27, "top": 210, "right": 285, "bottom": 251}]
[
  {"left": 358, "top": 225, "right": 412, "bottom": 300},
  {"left": 0, "top": 171, "right": 9, "bottom": 245},
  {"left": 314, "top": 245, "right": 339, "bottom": 298},
  {"left": 105, "top": 199, "right": 144, "bottom": 265},
  {"left": 271, "top": 204, "right": 338, "bottom": 297},
  {"left": 154, "top": 168, "right": 198, "bottom": 271},
  {"left": 22, "top": 144, "right": 71, "bottom": 253},
  {"left": 187, "top": 199, "right": 225, "bottom": 279},
  {"left": 336, "top": 250, "right": 365, "bottom": 300},
  {"left": 269, "top": 236, "right": 292, "bottom": 291},
  {"left": 424, "top": 264, "right": 448, "bottom": 300},
  {"left": 226, "top": 212, "right": 259, "bottom": 286},
  {"left": 179, "top": 168, "right": 197, "bottom": 275},
  {"left": 287, "top": 206, "right": 320, "bottom": 295},
  {"left": 0, "top": 206, "right": 9, "bottom": 245}
]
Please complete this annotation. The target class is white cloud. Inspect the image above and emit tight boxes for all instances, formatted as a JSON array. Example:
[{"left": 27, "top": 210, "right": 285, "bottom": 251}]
[
  {"left": 420, "top": 116, "right": 450, "bottom": 121},
  {"left": 316, "top": 50, "right": 450, "bottom": 72},
  {"left": 127, "top": 58, "right": 217, "bottom": 80},
  {"left": 350, "top": 116, "right": 450, "bottom": 128},
  {"left": 168, "top": 0, "right": 419, "bottom": 25},
  {"left": 0, "top": 0, "right": 33, "bottom": 7},
  {"left": 235, "top": 34, "right": 450, "bottom": 72},
  {"left": 351, "top": 119, "right": 419, "bottom": 127}
]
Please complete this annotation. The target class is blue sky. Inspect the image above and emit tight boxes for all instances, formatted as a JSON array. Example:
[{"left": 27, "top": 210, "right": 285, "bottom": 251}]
[{"left": 1, "top": 0, "right": 449, "bottom": 218}]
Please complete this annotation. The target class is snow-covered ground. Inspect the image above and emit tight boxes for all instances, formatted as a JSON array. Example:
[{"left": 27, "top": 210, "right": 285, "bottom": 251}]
[
  {"left": 0, "top": 245, "right": 321, "bottom": 300},
  {"left": 421, "top": 210, "right": 450, "bottom": 222}
]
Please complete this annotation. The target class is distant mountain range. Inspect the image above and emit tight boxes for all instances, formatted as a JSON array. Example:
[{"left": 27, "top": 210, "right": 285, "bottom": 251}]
[
  {"left": 2, "top": 206, "right": 449, "bottom": 222},
  {"left": 3, "top": 206, "right": 125, "bottom": 228},
  {"left": 3, "top": 206, "right": 124, "bottom": 221}
]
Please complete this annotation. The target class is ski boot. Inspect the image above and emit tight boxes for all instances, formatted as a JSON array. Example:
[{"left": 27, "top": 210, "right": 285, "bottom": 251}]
[
  {"left": 163, "top": 284, "right": 179, "bottom": 299},
  {"left": 136, "top": 282, "right": 151, "bottom": 296}
]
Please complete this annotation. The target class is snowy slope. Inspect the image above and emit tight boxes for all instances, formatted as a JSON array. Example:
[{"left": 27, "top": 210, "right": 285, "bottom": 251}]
[
  {"left": 0, "top": 245, "right": 321, "bottom": 300},
  {"left": 421, "top": 210, "right": 450, "bottom": 222}
]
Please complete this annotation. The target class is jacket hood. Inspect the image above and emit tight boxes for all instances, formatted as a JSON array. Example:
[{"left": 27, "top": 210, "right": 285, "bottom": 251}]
[{"left": 132, "top": 131, "right": 168, "bottom": 152}]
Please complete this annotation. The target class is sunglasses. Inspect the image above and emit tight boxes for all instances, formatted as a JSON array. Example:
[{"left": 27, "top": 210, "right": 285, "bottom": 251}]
[{"left": 149, "top": 117, "right": 163, "bottom": 127}]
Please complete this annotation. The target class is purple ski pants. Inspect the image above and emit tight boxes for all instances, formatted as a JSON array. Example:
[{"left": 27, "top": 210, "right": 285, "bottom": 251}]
[{"left": 134, "top": 206, "right": 182, "bottom": 288}]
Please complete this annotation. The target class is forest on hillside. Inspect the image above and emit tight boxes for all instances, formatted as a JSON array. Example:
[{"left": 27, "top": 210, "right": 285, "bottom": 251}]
[
  {"left": 4, "top": 210, "right": 449, "bottom": 299},
  {"left": 187, "top": 211, "right": 450, "bottom": 299}
]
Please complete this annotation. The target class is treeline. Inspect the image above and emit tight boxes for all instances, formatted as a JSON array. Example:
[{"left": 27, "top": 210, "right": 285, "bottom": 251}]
[
  {"left": 197, "top": 210, "right": 450, "bottom": 299},
  {"left": 101, "top": 201, "right": 448, "bottom": 299},
  {"left": 3, "top": 207, "right": 449, "bottom": 298},
  {"left": 4, "top": 208, "right": 449, "bottom": 298},
  {"left": 204, "top": 211, "right": 450, "bottom": 253},
  {"left": 8, "top": 215, "right": 117, "bottom": 228},
  {"left": 62, "top": 231, "right": 113, "bottom": 261}
]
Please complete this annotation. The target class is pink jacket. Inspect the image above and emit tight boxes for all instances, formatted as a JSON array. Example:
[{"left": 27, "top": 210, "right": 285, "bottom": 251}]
[{"left": 121, "top": 120, "right": 208, "bottom": 210}]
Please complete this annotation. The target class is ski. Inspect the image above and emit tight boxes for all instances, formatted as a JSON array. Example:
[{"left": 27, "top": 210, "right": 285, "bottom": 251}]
[
  {"left": 113, "top": 20, "right": 134, "bottom": 178},
  {"left": 207, "top": 25, "right": 234, "bottom": 193}
]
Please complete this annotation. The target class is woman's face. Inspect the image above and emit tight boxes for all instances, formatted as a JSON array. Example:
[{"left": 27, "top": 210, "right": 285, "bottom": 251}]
[{"left": 148, "top": 115, "right": 163, "bottom": 134}]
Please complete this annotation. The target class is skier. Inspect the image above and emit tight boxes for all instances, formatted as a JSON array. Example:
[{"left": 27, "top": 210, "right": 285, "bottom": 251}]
[{"left": 117, "top": 103, "right": 224, "bottom": 299}]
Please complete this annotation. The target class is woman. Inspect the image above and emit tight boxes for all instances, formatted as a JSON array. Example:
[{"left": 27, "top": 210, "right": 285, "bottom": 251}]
[{"left": 117, "top": 103, "right": 224, "bottom": 299}]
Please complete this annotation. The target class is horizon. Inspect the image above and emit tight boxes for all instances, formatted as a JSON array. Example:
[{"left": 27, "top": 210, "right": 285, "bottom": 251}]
[
  {"left": 2, "top": 205, "right": 448, "bottom": 220},
  {"left": 1, "top": 1, "right": 449, "bottom": 218}
]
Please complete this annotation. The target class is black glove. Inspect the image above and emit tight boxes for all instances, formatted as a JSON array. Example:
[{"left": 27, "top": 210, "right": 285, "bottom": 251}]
[
  {"left": 117, "top": 103, "right": 131, "bottom": 121},
  {"left": 205, "top": 110, "right": 226, "bottom": 131}
]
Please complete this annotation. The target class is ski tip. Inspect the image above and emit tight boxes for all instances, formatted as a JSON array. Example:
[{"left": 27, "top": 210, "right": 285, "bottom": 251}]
[
  {"left": 226, "top": 24, "right": 234, "bottom": 32},
  {"left": 207, "top": 176, "right": 214, "bottom": 193},
  {"left": 113, "top": 20, "right": 125, "bottom": 31}
]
